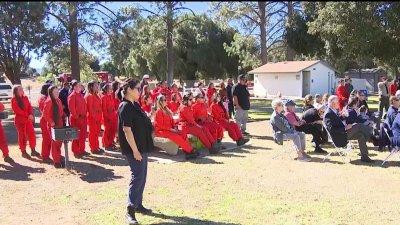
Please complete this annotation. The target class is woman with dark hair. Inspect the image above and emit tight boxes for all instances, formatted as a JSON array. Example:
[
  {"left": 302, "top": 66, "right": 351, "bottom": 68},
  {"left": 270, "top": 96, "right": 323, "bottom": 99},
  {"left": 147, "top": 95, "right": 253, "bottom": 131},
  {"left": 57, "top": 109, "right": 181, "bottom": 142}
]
[
  {"left": 218, "top": 82, "right": 228, "bottom": 100},
  {"left": 170, "top": 83, "right": 182, "bottom": 103},
  {"left": 117, "top": 79, "right": 154, "bottom": 224},
  {"left": 140, "top": 84, "right": 152, "bottom": 105},
  {"left": 210, "top": 93, "right": 249, "bottom": 146},
  {"left": 85, "top": 81, "right": 104, "bottom": 154},
  {"left": 167, "top": 93, "right": 180, "bottom": 114},
  {"left": 154, "top": 94, "right": 198, "bottom": 159},
  {"left": 303, "top": 94, "right": 315, "bottom": 112},
  {"left": 101, "top": 83, "right": 118, "bottom": 151},
  {"left": 68, "top": 81, "right": 89, "bottom": 158},
  {"left": 43, "top": 86, "right": 65, "bottom": 168},
  {"left": 112, "top": 81, "right": 121, "bottom": 110},
  {"left": 11, "top": 85, "right": 39, "bottom": 159},
  {"left": 38, "top": 84, "right": 52, "bottom": 163},
  {"left": 206, "top": 82, "right": 216, "bottom": 106},
  {"left": 179, "top": 94, "right": 220, "bottom": 154}
]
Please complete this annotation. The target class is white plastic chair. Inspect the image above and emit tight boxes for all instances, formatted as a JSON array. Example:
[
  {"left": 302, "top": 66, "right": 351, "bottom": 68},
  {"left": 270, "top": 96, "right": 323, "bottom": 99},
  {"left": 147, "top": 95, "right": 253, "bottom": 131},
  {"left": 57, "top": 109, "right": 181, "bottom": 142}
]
[
  {"left": 381, "top": 126, "right": 400, "bottom": 166},
  {"left": 322, "top": 124, "right": 353, "bottom": 163},
  {"left": 267, "top": 121, "right": 298, "bottom": 159}
]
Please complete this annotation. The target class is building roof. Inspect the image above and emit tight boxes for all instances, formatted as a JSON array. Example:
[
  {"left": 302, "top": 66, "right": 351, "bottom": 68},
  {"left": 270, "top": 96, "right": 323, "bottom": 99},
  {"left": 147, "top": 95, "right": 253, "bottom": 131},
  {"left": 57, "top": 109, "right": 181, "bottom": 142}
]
[
  {"left": 248, "top": 60, "right": 336, "bottom": 74},
  {"left": 345, "top": 68, "right": 386, "bottom": 74}
]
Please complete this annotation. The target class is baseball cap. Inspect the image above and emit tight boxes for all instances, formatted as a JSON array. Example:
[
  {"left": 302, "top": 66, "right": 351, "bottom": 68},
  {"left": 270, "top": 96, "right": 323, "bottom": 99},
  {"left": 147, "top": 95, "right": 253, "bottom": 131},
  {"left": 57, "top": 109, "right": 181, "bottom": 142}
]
[
  {"left": 143, "top": 74, "right": 150, "bottom": 79},
  {"left": 238, "top": 74, "right": 247, "bottom": 81},
  {"left": 284, "top": 100, "right": 296, "bottom": 107}
]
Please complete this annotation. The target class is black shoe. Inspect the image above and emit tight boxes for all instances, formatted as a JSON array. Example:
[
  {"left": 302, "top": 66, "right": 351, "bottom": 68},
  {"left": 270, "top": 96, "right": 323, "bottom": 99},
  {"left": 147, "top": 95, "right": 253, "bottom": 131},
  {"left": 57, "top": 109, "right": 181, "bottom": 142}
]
[
  {"left": 74, "top": 153, "right": 84, "bottom": 159},
  {"left": 185, "top": 151, "right": 198, "bottom": 160},
  {"left": 126, "top": 206, "right": 138, "bottom": 225},
  {"left": 243, "top": 131, "right": 250, "bottom": 135},
  {"left": 42, "top": 158, "right": 53, "bottom": 164},
  {"left": 92, "top": 149, "right": 105, "bottom": 155},
  {"left": 314, "top": 146, "right": 328, "bottom": 154},
  {"left": 135, "top": 205, "right": 152, "bottom": 215},
  {"left": 21, "top": 151, "right": 31, "bottom": 159},
  {"left": 210, "top": 142, "right": 220, "bottom": 154},
  {"left": 82, "top": 151, "right": 91, "bottom": 156},
  {"left": 4, "top": 156, "right": 14, "bottom": 163},
  {"left": 31, "top": 149, "right": 41, "bottom": 158},
  {"left": 361, "top": 157, "right": 375, "bottom": 163},
  {"left": 242, "top": 138, "right": 250, "bottom": 144},
  {"left": 54, "top": 163, "right": 65, "bottom": 169},
  {"left": 217, "top": 138, "right": 222, "bottom": 143},
  {"left": 236, "top": 138, "right": 245, "bottom": 146}
]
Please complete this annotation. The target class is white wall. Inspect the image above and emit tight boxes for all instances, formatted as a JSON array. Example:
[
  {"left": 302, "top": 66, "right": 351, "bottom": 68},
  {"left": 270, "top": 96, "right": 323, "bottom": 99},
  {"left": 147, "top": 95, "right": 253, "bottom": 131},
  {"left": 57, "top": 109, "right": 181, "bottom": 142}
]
[
  {"left": 308, "top": 62, "right": 336, "bottom": 96},
  {"left": 254, "top": 72, "right": 302, "bottom": 97}
]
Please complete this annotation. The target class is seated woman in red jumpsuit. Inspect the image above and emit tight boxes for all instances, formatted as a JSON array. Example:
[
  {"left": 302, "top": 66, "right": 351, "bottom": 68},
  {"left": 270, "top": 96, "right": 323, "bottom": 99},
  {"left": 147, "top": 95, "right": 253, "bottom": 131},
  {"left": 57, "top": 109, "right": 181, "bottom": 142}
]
[
  {"left": 167, "top": 93, "right": 180, "bottom": 114},
  {"left": 11, "top": 85, "right": 40, "bottom": 159},
  {"left": 38, "top": 84, "right": 52, "bottom": 163},
  {"left": 170, "top": 83, "right": 182, "bottom": 103},
  {"left": 140, "top": 84, "right": 152, "bottom": 106},
  {"left": 101, "top": 84, "right": 118, "bottom": 151},
  {"left": 43, "top": 86, "right": 65, "bottom": 168},
  {"left": 191, "top": 93, "right": 224, "bottom": 142},
  {"left": 210, "top": 93, "right": 249, "bottom": 146},
  {"left": 206, "top": 82, "right": 216, "bottom": 107},
  {"left": 0, "top": 102, "right": 12, "bottom": 163},
  {"left": 154, "top": 95, "right": 198, "bottom": 160},
  {"left": 179, "top": 94, "right": 221, "bottom": 154},
  {"left": 85, "top": 81, "right": 104, "bottom": 154},
  {"left": 141, "top": 94, "right": 154, "bottom": 117}
]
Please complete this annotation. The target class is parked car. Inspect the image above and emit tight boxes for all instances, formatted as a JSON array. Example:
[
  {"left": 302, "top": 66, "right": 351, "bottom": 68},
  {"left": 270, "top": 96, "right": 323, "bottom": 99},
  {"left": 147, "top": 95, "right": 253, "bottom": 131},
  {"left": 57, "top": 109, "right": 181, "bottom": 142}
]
[{"left": 0, "top": 83, "right": 13, "bottom": 101}]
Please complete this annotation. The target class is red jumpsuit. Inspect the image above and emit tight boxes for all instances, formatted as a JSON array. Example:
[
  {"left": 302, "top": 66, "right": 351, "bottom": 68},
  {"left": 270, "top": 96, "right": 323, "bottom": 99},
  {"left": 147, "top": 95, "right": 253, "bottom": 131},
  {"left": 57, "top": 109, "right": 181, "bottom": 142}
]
[
  {"left": 154, "top": 110, "right": 193, "bottom": 153},
  {"left": 0, "top": 102, "right": 9, "bottom": 157},
  {"left": 86, "top": 93, "right": 102, "bottom": 152},
  {"left": 210, "top": 103, "right": 243, "bottom": 141},
  {"left": 141, "top": 104, "right": 151, "bottom": 115},
  {"left": 171, "top": 90, "right": 182, "bottom": 103},
  {"left": 167, "top": 101, "right": 180, "bottom": 114},
  {"left": 336, "top": 84, "right": 349, "bottom": 111},
  {"left": 101, "top": 93, "right": 117, "bottom": 148},
  {"left": 206, "top": 88, "right": 216, "bottom": 106},
  {"left": 158, "top": 87, "right": 172, "bottom": 102},
  {"left": 192, "top": 101, "right": 224, "bottom": 140},
  {"left": 68, "top": 91, "right": 88, "bottom": 155},
  {"left": 179, "top": 105, "right": 215, "bottom": 150},
  {"left": 11, "top": 96, "right": 36, "bottom": 152},
  {"left": 43, "top": 98, "right": 64, "bottom": 163},
  {"left": 38, "top": 95, "right": 51, "bottom": 159}
]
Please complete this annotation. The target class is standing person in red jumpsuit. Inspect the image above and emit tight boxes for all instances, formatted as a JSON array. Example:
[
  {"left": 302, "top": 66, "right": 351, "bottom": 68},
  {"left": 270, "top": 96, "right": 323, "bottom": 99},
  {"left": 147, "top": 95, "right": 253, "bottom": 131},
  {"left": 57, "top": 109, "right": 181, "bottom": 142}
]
[
  {"left": 85, "top": 81, "right": 104, "bottom": 154},
  {"left": 167, "top": 93, "right": 180, "bottom": 114},
  {"left": 210, "top": 93, "right": 249, "bottom": 146},
  {"left": 336, "top": 78, "right": 349, "bottom": 111},
  {"left": 101, "top": 83, "right": 118, "bottom": 151},
  {"left": 38, "top": 84, "right": 52, "bottom": 163},
  {"left": 11, "top": 85, "right": 40, "bottom": 159},
  {"left": 191, "top": 93, "right": 224, "bottom": 142},
  {"left": 68, "top": 81, "right": 89, "bottom": 158},
  {"left": 179, "top": 94, "right": 220, "bottom": 154},
  {"left": 43, "top": 86, "right": 65, "bottom": 168},
  {"left": 206, "top": 82, "right": 216, "bottom": 107},
  {"left": 154, "top": 95, "right": 198, "bottom": 160},
  {"left": 0, "top": 102, "right": 12, "bottom": 163},
  {"left": 170, "top": 83, "right": 182, "bottom": 103}
]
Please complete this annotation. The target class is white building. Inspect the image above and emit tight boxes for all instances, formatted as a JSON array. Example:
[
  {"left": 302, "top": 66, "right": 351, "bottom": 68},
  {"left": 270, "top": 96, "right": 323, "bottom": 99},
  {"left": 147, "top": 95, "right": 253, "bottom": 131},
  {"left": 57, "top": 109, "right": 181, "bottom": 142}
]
[{"left": 249, "top": 60, "right": 337, "bottom": 98}]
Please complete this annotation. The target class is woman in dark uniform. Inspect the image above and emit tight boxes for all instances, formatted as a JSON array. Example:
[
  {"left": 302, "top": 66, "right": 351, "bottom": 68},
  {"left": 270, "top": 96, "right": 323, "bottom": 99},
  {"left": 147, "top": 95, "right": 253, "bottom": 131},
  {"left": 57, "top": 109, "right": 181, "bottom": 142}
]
[{"left": 117, "top": 79, "right": 154, "bottom": 225}]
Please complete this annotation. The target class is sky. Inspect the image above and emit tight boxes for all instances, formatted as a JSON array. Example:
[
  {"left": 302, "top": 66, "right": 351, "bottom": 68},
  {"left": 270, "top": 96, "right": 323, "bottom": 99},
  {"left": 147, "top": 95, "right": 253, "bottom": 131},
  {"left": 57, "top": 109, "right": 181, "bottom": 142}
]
[{"left": 29, "top": 1, "right": 213, "bottom": 70}]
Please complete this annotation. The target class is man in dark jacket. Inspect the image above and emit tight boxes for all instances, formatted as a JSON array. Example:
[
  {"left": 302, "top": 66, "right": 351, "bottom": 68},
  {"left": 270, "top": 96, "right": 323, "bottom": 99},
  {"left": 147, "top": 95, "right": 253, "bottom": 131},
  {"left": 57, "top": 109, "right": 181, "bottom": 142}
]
[
  {"left": 324, "top": 95, "right": 374, "bottom": 163},
  {"left": 226, "top": 78, "right": 234, "bottom": 118},
  {"left": 59, "top": 82, "right": 70, "bottom": 126}
]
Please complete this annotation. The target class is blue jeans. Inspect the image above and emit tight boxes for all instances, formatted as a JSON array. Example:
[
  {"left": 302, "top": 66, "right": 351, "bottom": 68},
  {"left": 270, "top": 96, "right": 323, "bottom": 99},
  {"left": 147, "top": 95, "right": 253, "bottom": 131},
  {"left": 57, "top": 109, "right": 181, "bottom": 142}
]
[{"left": 125, "top": 152, "right": 148, "bottom": 208}]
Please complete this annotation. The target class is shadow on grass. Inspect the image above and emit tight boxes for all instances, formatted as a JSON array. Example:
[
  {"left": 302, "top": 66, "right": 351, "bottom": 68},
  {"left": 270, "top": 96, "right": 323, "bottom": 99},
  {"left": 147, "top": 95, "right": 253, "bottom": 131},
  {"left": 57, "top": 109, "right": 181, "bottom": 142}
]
[
  {"left": 351, "top": 159, "right": 400, "bottom": 168},
  {"left": 0, "top": 160, "right": 46, "bottom": 181},
  {"left": 148, "top": 211, "right": 240, "bottom": 225},
  {"left": 84, "top": 154, "right": 128, "bottom": 167},
  {"left": 68, "top": 161, "right": 123, "bottom": 183},
  {"left": 247, "top": 134, "right": 274, "bottom": 141}
]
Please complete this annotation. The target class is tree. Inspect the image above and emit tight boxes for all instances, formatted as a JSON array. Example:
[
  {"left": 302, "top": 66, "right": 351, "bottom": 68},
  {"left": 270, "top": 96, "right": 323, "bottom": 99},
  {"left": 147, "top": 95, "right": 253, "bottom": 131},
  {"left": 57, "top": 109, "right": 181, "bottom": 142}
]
[
  {"left": 0, "top": 2, "right": 55, "bottom": 84},
  {"left": 46, "top": 2, "right": 128, "bottom": 81}
]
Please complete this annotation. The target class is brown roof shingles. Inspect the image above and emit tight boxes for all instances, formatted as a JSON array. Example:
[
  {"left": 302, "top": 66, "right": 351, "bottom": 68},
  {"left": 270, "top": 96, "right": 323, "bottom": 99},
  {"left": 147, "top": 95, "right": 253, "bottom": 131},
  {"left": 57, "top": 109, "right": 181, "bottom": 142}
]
[{"left": 248, "top": 60, "right": 321, "bottom": 73}]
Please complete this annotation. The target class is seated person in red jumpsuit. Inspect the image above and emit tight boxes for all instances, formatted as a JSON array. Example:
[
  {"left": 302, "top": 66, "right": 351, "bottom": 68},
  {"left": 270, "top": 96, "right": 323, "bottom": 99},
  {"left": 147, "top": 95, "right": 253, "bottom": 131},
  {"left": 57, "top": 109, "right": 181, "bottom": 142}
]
[
  {"left": 179, "top": 94, "right": 221, "bottom": 154},
  {"left": 167, "top": 93, "right": 180, "bottom": 114},
  {"left": 141, "top": 94, "right": 154, "bottom": 117},
  {"left": 154, "top": 95, "right": 199, "bottom": 160},
  {"left": 210, "top": 93, "right": 249, "bottom": 146}
]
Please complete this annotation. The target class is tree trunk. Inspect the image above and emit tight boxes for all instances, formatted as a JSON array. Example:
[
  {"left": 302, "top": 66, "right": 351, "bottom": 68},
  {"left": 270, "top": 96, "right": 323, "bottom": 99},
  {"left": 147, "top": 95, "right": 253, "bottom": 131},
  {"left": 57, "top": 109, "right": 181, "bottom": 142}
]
[
  {"left": 259, "top": 1, "right": 267, "bottom": 64},
  {"left": 285, "top": 1, "right": 296, "bottom": 61},
  {"left": 166, "top": 2, "right": 174, "bottom": 85},
  {"left": 5, "top": 70, "right": 21, "bottom": 84},
  {"left": 69, "top": 2, "right": 80, "bottom": 81}
]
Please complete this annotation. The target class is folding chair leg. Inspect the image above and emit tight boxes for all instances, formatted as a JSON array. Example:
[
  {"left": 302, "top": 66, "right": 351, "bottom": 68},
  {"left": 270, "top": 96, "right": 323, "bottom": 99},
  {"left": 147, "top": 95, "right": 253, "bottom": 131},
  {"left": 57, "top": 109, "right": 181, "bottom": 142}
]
[
  {"left": 381, "top": 149, "right": 399, "bottom": 166},
  {"left": 323, "top": 150, "right": 336, "bottom": 162}
]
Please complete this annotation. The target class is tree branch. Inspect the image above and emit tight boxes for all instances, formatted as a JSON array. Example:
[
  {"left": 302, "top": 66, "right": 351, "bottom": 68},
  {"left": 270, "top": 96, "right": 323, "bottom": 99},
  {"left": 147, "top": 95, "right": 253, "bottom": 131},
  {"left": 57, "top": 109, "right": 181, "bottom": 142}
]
[
  {"left": 45, "top": 11, "right": 68, "bottom": 29},
  {"left": 77, "top": 7, "right": 116, "bottom": 21},
  {"left": 174, "top": 6, "right": 196, "bottom": 17},
  {"left": 96, "top": 2, "right": 120, "bottom": 18},
  {"left": 84, "top": 22, "right": 111, "bottom": 37}
]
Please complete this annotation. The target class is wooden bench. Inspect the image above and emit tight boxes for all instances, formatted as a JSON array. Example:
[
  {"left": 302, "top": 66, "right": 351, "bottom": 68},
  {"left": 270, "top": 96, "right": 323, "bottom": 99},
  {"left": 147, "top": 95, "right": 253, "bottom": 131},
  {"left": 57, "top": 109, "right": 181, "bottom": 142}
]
[{"left": 153, "top": 134, "right": 203, "bottom": 155}]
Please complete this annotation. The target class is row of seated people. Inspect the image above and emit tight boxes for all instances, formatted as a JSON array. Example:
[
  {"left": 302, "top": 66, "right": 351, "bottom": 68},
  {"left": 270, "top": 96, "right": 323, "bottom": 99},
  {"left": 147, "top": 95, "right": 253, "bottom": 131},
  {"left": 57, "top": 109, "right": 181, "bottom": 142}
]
[
  {"left": 270, "top": 95, "right": 379, "bottom": 163},
  {"left": 152, "top": 92, "right": 249, "bottom": 160}
]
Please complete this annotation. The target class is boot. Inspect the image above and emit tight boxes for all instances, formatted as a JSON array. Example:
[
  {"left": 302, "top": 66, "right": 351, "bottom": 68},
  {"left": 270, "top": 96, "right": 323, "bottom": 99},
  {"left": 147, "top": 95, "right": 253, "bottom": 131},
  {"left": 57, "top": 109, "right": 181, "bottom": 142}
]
[
  {"left": 4, "top": 156, "right": 14, "bottom": 163},
  {"left": 126, "top": 206, "right": 138, "bottom": 225},
  {"left": 135, "top": 204, "right": 152, "bottom": 214},
  {"left": 236, "top": 138, "right": 245, "bottom": 146},
  {"left": 209, "top": 142, "right": 220, "bottom": 154},
  {"left": 21, "top": 151, "right": 31, "bottom": 159},
  {"left": 31, "top": 148, "right": 41, "bottom": 158},
  {"left": 217, "top": 138, "right": 222, "bottom": 143}
]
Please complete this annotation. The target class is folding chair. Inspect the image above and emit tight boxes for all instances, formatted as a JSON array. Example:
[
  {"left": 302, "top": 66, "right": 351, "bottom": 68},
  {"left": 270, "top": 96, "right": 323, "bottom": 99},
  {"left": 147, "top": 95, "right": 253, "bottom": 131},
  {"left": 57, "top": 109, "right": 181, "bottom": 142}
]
[
  {"left": 322, "top": 124, "right": 353, "bottom": 163},
  {"left": 381, "top": 126, "right": 400, "bottom": 166},
  {"left": 267, "top": 121, "right": 298, "bottom": 159}
]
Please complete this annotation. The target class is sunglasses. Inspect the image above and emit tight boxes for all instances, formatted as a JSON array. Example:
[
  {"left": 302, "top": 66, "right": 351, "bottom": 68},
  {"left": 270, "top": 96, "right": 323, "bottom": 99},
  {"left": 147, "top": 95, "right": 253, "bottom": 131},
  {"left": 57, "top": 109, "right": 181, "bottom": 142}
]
[{"left": 189, "top": 98, "right": 193, "bottom": 101}]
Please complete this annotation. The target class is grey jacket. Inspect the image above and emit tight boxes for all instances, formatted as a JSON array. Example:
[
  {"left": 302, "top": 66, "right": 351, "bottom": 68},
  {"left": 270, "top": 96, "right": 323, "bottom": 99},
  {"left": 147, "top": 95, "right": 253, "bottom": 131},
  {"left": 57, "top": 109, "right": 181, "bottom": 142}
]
[{"left": 270, "top": 111, "right": 295, "bottom": 144}]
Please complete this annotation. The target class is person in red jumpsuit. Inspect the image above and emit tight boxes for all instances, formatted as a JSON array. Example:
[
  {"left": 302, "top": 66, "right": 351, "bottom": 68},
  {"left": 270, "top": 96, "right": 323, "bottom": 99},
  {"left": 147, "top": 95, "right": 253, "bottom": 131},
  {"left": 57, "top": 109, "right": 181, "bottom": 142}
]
[
  {"left": 101, "top": 83, "right": 118, "bottom": 151},
  {"left": 210, "top": 93, "right": 249, "bottom": 146},
  {"left": 170, "top": 83, "right": 182, "bottom": 103},
  {"left": 141, "top": 94, "right": 153, "bottom": 117},
  {"left": 140, "top": 85, "right": 152, "bottom": 105},
  {"left": 157, "top": 81, "right": 172, "bottom": 102},
  {"left": 11, "top": 85, "right": 40, "bottom": 159},
  {"left": 0, "top": 102, "right": 12, "bottom": 163},
  {"left": 179, "top": 94, "right": 220, "bottom": 154},
  {"left": 85, "top": 81, "right": 104, "bottom": 154},
  {"left": 154, "top": 95, "right": 198, "bottom": 160},
  {"left": 191, "top": 93, "right": 224, "bottom": 142},
  {"left": 43, "top": 86, "right": 65, "bottom": 168},
  {"left": 336, "top": 78, "right": 349, "bottom": 111},
  {"left": 68, "top": 81, "right": 89, "bottom": 158},
  {"left": 167, "top": 93, "right": 180, "bottom": 114},
  {"left": 206, "top": 82, "right": 216, "bottom": 107},
  {"left": 38, "top": 84, "right": 52, "bottom": 163}
]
